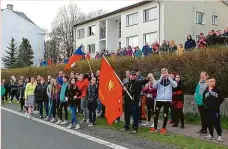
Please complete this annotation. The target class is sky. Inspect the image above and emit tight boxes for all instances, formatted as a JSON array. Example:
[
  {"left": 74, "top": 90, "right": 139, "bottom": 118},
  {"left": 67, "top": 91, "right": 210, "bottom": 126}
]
[{"left": 1, "top": 0, "right": 139, "bottom": 32}]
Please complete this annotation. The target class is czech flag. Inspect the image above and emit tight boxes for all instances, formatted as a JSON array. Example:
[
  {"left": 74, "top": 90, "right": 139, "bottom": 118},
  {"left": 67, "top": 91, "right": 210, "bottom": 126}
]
[{"left": 64, "top": 45, "right": 85, "bottom": 70}]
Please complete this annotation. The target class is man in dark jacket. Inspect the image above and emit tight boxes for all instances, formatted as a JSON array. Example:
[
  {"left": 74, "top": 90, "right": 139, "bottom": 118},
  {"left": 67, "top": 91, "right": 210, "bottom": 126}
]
[
  {"left": 123, "top": 70, "right": 148, "bottom": 134},
  {"left": 35, "top": 78, "right": 49, "bottom": 118},
  {"left": 207, "top": 30, "right": 218, "bottom": 47}
]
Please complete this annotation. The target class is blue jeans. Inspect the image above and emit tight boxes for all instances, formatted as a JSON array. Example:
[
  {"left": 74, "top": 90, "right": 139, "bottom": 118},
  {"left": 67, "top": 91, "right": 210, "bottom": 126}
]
[
  {"left": 97, "top": 99, "right": 102, "bottom": 112},
  {"left": 70, "top": 105, "right": 78, "bottom": 125},
  {"left": 48, "top": 99, "right": 53, "bottom": 117},
  {"left": 39, "top": 101, "right": 49, "bottom": 117},
  {"left": 132, "top": 103, "right": 139, "bottom": 130}
]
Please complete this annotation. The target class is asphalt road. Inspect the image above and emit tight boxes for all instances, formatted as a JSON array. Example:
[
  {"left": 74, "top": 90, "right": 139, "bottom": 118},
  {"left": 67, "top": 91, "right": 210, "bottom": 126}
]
[{"left": 1, "top": 110, "right": 112, "bottom": 149}]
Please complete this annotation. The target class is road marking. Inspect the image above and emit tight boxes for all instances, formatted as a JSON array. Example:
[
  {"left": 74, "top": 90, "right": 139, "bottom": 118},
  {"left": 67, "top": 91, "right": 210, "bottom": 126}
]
[{"left": 1, "top": 107, "right": 129, "bottom": 149}]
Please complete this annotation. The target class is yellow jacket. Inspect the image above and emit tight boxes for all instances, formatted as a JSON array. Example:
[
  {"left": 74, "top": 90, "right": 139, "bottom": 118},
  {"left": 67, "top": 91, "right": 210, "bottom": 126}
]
[
  {"left": 24, "top": 83, "right": 36, "bottom": 99},
  {"left": 177, "top": 47, "right": 184, "bottom": 56}
]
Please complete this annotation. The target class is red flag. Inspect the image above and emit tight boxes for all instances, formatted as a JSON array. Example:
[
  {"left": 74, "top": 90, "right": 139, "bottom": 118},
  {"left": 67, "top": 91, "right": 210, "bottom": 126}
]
[{"left": 98, "top": 57, "right": 123, "bottom": 125}]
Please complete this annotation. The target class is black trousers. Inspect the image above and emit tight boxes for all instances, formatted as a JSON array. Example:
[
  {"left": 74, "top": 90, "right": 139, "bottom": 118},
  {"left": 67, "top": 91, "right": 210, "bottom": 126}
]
[
  {"left": 57, "top": 99, "right": 60, "bottom": 118},
  {"left": 154, "top": 101, "right": 170, "bottom": 129},
  {"left": 206, "top": 109, "right": 222, "bottom": 136},
  {"left": 173, "top": 108, "right": 184, "bottom": 125},
  {"left": 2, "top": 91, "right": 8, "bottom": 102},
  {"left": 52, "top": 100, "right": 57, "bottom": 118},
  {"left": 76, "top": 98, "right": 82, "bottom": 114},
  {"left": 146, "top": 97, "right": 154, "bottom": 121},
  {"left": 100, "top": 104, "right": 106, "bottom": 117},
  {"left": 20, "top": 98, "right": 25, "bottom": 110},
  {"left": 198, "top": 105, "right": 207, "bottom": 132},
  {"left": 10, "top": 91, "right": 18, "bottom": 102},
  {"left": 59, "top": 102, "right": 68, "bottom": 121},
  {"left": 88, "top": 101, "right": 97, "bottom": 124}
]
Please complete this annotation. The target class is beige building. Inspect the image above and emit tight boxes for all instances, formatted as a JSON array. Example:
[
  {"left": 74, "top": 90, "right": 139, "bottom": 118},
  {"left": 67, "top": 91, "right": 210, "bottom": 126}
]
[{"left": 74, "top": 0, "right": 228, "bottom": 56}]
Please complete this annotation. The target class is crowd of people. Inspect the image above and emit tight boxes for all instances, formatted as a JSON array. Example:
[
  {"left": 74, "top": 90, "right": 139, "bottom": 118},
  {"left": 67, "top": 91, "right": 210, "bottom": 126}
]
[
  {"left": 39, "top": 27, "right": 228, "bottom": 66},
  {"left": 1, "top": 67, "right": 225, "bottom": 142}
]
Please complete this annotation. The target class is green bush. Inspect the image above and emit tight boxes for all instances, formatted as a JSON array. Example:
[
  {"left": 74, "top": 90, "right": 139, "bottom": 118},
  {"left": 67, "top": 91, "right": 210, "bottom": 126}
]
[{"left": 2, "top": 48, "right": 228, "bottom": 96}]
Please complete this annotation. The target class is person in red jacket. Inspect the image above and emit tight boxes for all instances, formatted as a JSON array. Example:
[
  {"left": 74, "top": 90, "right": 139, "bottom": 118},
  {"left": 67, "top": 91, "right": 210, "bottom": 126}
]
[
  {"left": 142, "top": 73, "right": 157, "bottom": 127},
  {"left": 76, "top": 74, "right": 89, "bottom": 124},
  {"left": 197, "top": 33, "right": 207, "bottom": 49}
]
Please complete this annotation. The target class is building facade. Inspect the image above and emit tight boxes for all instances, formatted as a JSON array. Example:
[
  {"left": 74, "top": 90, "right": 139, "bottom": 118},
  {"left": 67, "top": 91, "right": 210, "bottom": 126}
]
[
  {"left": 1, "top": 4, "right": 46, "bottom": 68},
  {"left": 74, "top": 0, "right": 228, "bottom": 57}
]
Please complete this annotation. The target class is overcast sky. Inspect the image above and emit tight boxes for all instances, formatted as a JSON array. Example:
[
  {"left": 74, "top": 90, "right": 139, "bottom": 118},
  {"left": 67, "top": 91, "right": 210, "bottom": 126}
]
[{"left": 1, "top": 0, "right": 139, "bottom": 31}]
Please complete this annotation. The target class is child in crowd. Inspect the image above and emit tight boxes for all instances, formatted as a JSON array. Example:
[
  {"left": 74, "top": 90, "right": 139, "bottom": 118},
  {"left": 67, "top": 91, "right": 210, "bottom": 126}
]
[
  {"left": 194, "top": 71, "right": 208, "bottom": 135},
  {"left": 18, "top": 80, "right": 25, "bottom": 112},
  {"left": 24, "top": 77, "right": 36, "bottom": 119},
  {"left": 67, "top": 78, "right": 81, "bottom": 129},
  {"left": 87, "top": 77, "right": 98, "bottom": 126},
  {"left": 172, "top": 74, "right": 185, "bottom": 128},
  {"left": 203, "top": 77, "right": 224, "bottom": 142},
  {"left": 56, "top": 76, "right": 69, "bottom": 125},
  {"left": 149, "top": 68, "right": 177, "bottom": 134}
]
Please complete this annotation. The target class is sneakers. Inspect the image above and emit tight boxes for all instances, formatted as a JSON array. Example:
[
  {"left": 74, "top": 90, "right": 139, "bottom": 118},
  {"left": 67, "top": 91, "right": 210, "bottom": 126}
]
[
  {"left": 200, "top": 131, "right": 207, "bottom": 136},
  {"left": 17, "top": 101, "right": 19, "bottom": 104},
  {"left": 204, "top": 134, "right": 215, "bottom": 140},
  {"left": 149, "top": 127, "right": 157, "bottom": 133},
  {"left": 18, "top": 109, "right": 23, "bottom": 112},
  {"left": 56, "top": 119, "right": 62, "bottom": 125},
  {"left": 8, "top": 101, "right": 12, "bottom": 104},
  {"left": 131, "top": 130, "right": 138, "bottom": 134},
  {"left": 28, "top": 114, "right": 32, "bottom": 119},
  {"left": 67, "top": 123, "right": 73, "bottom": 129},
  {"left": 150, "top": 123, "right": 154, "bottom": 128},
  {"left": 142, "top": 121, "right": 149, "bottom": 126},
  {"left": 61, "top": 120, "right": 68, "bottom": 125},
  {"left": 50, "top": 118, "right": 56, "bottom": 123},
  {"left": 39, "top": 116, "right": 43, "bottom": 119},
  {"left": 86, "top": 119, "right": 90, "bottom": 124},
  {"left": 160, "top": 128, "right": 167, "bottom": 135},
  {"left": 75, "top": 124, "right": 80, "bottom": 130},
  {"left": 44, "top": 117, "right": 49, "bottom": 121},
  {"left": 88, "top": 123, "right": 94, "bottom": 127},
  {"left": 217, "top": 136, "right": 223, "bottom": 142},
  {"left": 24, "top": 112, "right": 28, "bottom": 116},
  {"left": 80, "top": 119, "right": 86, "bottom": 123}
]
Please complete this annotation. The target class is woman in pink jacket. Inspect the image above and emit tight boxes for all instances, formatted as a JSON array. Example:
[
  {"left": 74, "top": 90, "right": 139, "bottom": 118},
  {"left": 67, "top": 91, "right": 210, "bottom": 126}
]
[{"left": 142, "top": 73, "right": 157, "bottom": 127}]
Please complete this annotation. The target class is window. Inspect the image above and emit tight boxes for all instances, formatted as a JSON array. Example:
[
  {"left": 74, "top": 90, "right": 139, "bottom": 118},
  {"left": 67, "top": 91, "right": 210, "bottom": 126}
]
[
  {"left": 87, "top": 44, "right": 95, "bottom": 54},
  {"left": 127, "top": 36, "right": 138, "bottom": 47},
  {"left": 88, "top": 26, "right": 95, "bottom": 36},
  {"left": 77, "top": 28, "right": 84, "bottom": 39},
  {"left": 126, "top": 13, "right": 138, "bottom": 26},
  {"left": 196, "top": 11, "right": 205, "bottom": 24},
  {"left": 143, "top": 7, "right": 157, "bottom": 22},
  {"left": 144, "top": 32, "right": 158, "bottom": 45},
  {"left": 212, "top": 15, "right": 218, "bottom": 25}
]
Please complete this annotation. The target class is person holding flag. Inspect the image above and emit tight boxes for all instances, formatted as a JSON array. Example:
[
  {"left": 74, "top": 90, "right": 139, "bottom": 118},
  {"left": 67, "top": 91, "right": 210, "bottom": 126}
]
[{"left": 123, "top": 70, "right": 149, "bottom": 134}]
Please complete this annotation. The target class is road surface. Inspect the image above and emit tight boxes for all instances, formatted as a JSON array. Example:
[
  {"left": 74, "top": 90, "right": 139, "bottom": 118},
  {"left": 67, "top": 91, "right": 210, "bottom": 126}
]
[{"left": 1, "top": 109, "right": 113, "bottom": 149}]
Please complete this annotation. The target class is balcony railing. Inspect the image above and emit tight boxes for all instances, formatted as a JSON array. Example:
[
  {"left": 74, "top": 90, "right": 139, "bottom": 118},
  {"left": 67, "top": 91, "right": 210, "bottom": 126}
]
[{"left": 100, "top": 27, "right": 106, "bottom": 39}]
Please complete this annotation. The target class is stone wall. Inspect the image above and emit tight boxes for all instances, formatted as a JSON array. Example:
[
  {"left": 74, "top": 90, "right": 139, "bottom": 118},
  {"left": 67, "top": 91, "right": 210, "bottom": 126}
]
[{"left": 183, "top": 95, "right": 228, "bottom": 117}]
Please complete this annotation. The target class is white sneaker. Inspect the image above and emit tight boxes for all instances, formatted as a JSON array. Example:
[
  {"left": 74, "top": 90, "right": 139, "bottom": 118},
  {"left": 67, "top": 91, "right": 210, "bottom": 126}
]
[
  {"left": 217, "top": 136, "right": 223, "bottom": 142},
  {"left": 67, "top": 123, "right": 73, "bottom": 129},
  {"left": 75, "top": 124, "right": 80, "bottom": 130},
  {"left": 8, "top": 101, "right": 12, "bottom": 104},
  {"left": 24, "top": 113, "right": 28, "bottom": 116},
  {"left": 150, "top": 123, "right": 155, "bottom": 128},
  {"left": 17, "top": 101, "right": 19, "bottom": 104},
  {"left": 56, "top": 120, "right": 62, "bottom": 125},
  {"left": 80, "top": 119, "right": 86, "bottom": 123},
  {"left": 86, "top": 119, "right": 90, "bottom": 124},
  {"left": 61, "top": 120, "right": 68, "bottom": 125},
  {"left": 44, "top": 117, "right": 49, "bottom": 121},
  {"left": 204, "top": 134, "right": 214, "bottom": 140},
  {"left": 28, "top": 114, "right": 32, "bottom": 119},
  {"left": 88, "top": 123, "right": 94, "bottom": 127},
  {"left": 142, "top": 121, "right": 149, "bottom": 126},
  {"left": 36, "top": 111, "right": 39, "bottom": 114},
  {"left": 50, "top": 118, "right": 55, "bottom": 123}
]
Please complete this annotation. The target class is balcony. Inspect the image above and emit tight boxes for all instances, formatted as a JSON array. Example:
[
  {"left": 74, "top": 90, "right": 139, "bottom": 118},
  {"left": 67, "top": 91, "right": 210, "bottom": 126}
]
[{"left": 100, "top": 27, "right": 106, "bottom": 39}]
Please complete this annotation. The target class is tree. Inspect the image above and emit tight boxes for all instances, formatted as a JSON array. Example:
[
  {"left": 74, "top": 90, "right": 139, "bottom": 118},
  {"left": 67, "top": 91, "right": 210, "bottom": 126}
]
[
  {"left": 1, "top": 38, "right": 17, "bottom": 68},
  {"left": 16, "top": 38, "right": 34, "bottom": 67}
]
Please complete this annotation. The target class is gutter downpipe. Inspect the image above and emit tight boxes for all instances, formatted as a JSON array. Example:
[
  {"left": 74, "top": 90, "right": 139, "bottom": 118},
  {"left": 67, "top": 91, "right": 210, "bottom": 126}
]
[{"left": 156, "top": 0, "right": 161, "bottom": 44}]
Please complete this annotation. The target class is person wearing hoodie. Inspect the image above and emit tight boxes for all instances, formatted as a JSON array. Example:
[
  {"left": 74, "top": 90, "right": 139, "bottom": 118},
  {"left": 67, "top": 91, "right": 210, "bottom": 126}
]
[
  {"left": 67, "top": 78, "right": 81, "bottom": 129},
  {"left": 207, "top": 30, "right": 218, "bottom": 47},
  {"left": 56, "top": 76, "right": 69, "bottom": 125},
  {"left": 142, "top": 43, "right": 152, "bottom": 56},
  {"left": 76, "top": 74, "right": 90, "bottom": 123},
  {"left": 133, "top": 46, "right": 142, "bottom": 58},
  {"left": 203, "top": 77, "right": 224, "bottom": 142},
  {"left": 87, "top": 77, "right": 98, "bottom": 126},
  {"left": 17, "top": 80, "right": 25, "bottom": 112},
  {"left": 184, "top": 34, "right": 196, "bottom": 51},
  {"left": 194, "top": 71, "right": 208, "bottom": 135},
  {"left": 177, "top": 44, "right": 184, "bottom": 56},
  {"left": 142, "top": 73, "right": 157, "bottom": 127},
  {"left": 172, "top": 74, "right": 185, "bottom": 128},
  {"left": 35, "top": 78, "right": 49, "bottom": 119},
  {"left": 149, "top": 68, "right": 177, "bottom": 134}
]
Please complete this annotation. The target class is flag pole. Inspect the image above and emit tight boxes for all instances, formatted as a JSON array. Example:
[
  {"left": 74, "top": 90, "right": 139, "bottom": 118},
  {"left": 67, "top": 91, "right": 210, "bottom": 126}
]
[
  {"left": 102, "top": 55, "right": 133, "bottom": 100},
  {"left": 86, "top": 58, "right": 93, "bottom": 74}
]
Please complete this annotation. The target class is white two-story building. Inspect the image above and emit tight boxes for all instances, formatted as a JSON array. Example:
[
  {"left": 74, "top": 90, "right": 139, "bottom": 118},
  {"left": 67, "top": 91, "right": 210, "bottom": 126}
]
[
  {"left": 1, "top": 4, "right": 45, "bottom": 68},
  {"left": 74, "top": 0, "right": 228, "bottom": 57}
]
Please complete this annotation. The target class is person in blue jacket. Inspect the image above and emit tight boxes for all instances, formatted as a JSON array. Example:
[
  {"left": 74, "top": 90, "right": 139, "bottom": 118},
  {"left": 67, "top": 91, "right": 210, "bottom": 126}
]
[
  {"left": 184, "top": 34, "right": 196, "bottom": 51},
  {"left": 142, "top": 43, "right": 152, "bottom": 57}
]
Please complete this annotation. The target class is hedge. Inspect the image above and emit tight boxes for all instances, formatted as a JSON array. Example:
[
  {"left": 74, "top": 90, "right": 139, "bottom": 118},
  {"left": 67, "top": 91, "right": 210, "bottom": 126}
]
[{"left": 2, "top": 47, "right": 228, "bottom": 96}]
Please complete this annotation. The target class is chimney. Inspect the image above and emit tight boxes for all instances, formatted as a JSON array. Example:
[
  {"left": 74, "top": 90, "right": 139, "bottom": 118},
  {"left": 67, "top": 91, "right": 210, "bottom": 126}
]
[{"left": 7, "top": 4, "right": 13, "bottom": 11}]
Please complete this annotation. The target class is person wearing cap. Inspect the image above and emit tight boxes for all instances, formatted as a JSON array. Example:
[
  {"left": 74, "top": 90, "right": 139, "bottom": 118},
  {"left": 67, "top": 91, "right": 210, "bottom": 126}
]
[
  {"left": 123, "top": 70, "right": 149, "bottom": 134},
  {"left": 197, "top": 33, "right": 207, "bottom": 49}
]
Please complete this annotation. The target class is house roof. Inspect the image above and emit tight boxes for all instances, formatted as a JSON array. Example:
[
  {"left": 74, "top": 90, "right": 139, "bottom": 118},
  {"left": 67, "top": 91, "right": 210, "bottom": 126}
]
[
  {"left": 1, "top": 9, "right": 35, "bottom": 25},
  {"left": 74, "top": 0, "right": 152, "bottom": 27}
]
